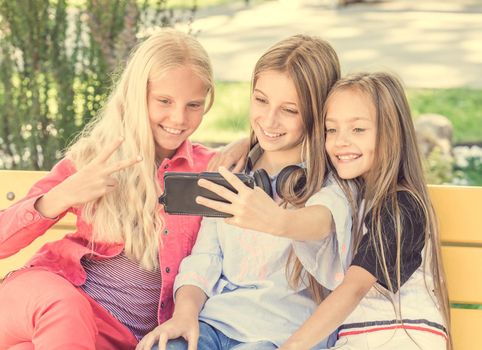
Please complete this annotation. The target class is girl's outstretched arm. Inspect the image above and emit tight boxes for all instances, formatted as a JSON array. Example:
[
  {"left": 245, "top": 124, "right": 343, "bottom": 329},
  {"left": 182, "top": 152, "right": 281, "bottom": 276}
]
[
  {"left": 279, "top": 266, "right": 376, "bottom": 350},
  {"left": 196, "top": 166, "right": 334, "bottom": 240}
]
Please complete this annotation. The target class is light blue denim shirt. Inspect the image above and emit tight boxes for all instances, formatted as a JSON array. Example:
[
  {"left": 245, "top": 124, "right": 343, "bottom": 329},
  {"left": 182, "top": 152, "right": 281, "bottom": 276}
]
[{"left": 173, "top": 174, "right": 352, "bottom": 348}]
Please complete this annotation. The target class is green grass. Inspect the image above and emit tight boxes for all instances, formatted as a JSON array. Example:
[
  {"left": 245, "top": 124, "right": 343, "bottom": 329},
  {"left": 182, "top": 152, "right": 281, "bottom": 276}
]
[
  {"left": 192, "top": 81, "right": 251, "bottom": 145},
  {"left": 192, "top": 82, "right": 482, "bottom": 146},
  {"left": 408, "top": 88, "right": 482, "bottom": 145}
]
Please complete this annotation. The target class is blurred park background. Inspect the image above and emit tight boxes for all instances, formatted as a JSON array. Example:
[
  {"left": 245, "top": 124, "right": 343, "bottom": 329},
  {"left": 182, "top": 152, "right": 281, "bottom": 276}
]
[{"left": 0, "top": 0, "right": 481, "bottom": 185}]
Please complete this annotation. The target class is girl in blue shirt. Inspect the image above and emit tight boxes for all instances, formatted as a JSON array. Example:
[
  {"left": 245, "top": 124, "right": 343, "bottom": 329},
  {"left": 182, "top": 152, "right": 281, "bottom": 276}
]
[{"left": 137, "top": 35, "right": 352, "bottom": 350}]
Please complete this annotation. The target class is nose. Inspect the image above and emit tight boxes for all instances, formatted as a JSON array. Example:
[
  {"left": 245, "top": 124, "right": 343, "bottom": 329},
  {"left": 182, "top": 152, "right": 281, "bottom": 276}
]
[
  {"left": 170, "top": 105, "right": 187, "bottom": 126},
  {"left": 263, "top": 107, "right": 278, "bottom": 128},
  {"left": 334, "top": 130, "right": 351, "bottom": 147}
]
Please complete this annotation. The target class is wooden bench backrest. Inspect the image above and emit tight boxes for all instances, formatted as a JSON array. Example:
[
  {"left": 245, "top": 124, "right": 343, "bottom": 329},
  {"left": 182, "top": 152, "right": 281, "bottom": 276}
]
[
  {"left": 0, "top": 171, "right": 76, "bottom": 277},
  {"left": 429, "top": 185, "right": 482, "bottom": 350},
  {"left": 1, "top": 171, "right": 481, "bottom": 349}
]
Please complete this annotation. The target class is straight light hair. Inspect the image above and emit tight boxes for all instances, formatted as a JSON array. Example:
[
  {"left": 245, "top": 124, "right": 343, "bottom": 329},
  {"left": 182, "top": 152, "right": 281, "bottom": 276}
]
[
  {"left": 324, "top": 72, "right": 452, "bottom": 349},
  {"left": 67, "top": 28, "right": 214, "bottom": 271},
  {"left": 250, "top": 34, "right": 341, "bottom": 302}
]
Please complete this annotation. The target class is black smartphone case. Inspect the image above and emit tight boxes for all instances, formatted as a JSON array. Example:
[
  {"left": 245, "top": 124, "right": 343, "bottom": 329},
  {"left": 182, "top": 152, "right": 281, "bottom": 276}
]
[{"left": 159, "top": 172, "right": 255, "bottom": 217}]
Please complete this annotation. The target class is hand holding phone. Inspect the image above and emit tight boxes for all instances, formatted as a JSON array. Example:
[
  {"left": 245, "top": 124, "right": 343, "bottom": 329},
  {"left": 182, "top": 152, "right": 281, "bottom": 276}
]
[{"left": 159, "top": 172, "right": 255, "bottom": 217}]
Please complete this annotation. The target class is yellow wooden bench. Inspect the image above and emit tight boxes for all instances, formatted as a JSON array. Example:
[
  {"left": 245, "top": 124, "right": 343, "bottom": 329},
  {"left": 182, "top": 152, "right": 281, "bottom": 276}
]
[
  {"left": 0, "top": 171, "right": 76, "bottom": 278},
  {"left": 1, "top": 170, "right": 481, "bottom": 349},
  {"left": 429, "top": 185, "right": 482, "bottom": 350}
]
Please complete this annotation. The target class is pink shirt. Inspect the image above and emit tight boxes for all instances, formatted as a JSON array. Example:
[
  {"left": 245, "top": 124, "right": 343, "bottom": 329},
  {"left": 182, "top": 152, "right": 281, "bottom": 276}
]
[{"left": 0, "top": 140, "right": 214, "bottom": 324}]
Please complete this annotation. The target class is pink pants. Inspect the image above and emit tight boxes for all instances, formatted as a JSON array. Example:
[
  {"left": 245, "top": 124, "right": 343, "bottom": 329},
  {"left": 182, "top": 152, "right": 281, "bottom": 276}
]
[{"left": 0, "top": 268, "right": 139, "bottom": 350}]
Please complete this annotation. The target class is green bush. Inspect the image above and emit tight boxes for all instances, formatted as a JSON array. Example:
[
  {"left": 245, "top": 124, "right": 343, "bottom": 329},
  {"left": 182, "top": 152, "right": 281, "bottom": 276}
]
[
  {"left": 0, "top": 0, "right": 195, "bottom": 170},
  {"left": 423, "top": 147, "right": 454, "bottom": 185}
]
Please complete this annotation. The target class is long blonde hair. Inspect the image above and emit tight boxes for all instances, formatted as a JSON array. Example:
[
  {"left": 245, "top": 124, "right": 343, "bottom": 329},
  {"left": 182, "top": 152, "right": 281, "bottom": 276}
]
[
  {"left": 325, "top": 72, "right": 452, "bottom": 348},
  {"left": 67, "top": 28, "right": 214, "bottom": 270},
  {"left": 250, "top": 34, "right": 341, "bottom": 301}
]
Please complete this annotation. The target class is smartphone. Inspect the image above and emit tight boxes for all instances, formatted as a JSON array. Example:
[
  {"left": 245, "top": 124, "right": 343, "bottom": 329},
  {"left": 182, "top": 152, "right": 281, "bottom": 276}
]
[{"left": 159, "top": 172, "right": 255, "bottom": 217}]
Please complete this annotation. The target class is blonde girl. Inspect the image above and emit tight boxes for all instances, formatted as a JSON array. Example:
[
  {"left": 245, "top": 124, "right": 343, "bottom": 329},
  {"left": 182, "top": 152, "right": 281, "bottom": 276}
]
[
  {"left": 0, "top": 28, "right": 243, "bottom": 349},
  {"left": 280, "top": 72, "right": 451, "bottom": 350},
  {"left": 137, "top": 34, "right": 351, "bottom": 350}
]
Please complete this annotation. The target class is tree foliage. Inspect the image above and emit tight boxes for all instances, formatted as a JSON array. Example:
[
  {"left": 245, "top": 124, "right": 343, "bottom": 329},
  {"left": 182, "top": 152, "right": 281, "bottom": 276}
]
[{"left": 0, "top": 0, "right": 196, "bottom": 169}]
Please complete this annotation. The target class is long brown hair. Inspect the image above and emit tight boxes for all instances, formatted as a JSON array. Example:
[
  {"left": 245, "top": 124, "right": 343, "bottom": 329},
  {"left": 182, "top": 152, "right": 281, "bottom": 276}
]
[
  {"left": 325, "top": 72, "right": 452, "bottom": 348},
  {"left": 250, "top": 34, "right": 341, "bottom": 302}
]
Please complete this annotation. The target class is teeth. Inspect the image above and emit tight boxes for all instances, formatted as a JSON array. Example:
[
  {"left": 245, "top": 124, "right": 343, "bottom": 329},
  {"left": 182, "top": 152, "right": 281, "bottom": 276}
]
[
  {"left": 161, "top": 126, "right": 183, "bottom": 135},
  {"left": 262, "top": 128, "right": 284, "bottom": 138},
  {"left": 337, "top": 154, "right": 360, "bottom": 160}
]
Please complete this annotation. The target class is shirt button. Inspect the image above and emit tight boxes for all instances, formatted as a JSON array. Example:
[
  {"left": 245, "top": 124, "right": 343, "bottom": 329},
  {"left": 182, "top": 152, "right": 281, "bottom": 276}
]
[
  {"left": 25, "top": 212, "right": 34, "bottom": 221},
  {"left": 160, "top": 302, "right": 165, "bottom": 309},
  {"left": 163, "top": 229, "right": 169, "bottom": 235},
  {"left": 165, "top": 267, "right": 170, "bottom": 273},
  {"left": 164, "top": 164, "right": 169, "bottom": 169}
]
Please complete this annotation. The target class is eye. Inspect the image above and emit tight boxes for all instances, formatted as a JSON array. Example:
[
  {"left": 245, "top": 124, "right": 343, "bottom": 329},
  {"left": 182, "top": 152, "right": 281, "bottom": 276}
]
[
  {"left": 353, "top": 128, "right": 366, "bottom": 133},
  {"left": 188, "top": 102, "right": 202, "bottom": 110},
  {"left": 282, "top": 108, "right": 298, "bottom": 115},
  {"left": 255, "top": 96, "right": 268, "bottom": 104},
  {"left": 325, "top": 128, "right": 336, "bottom": 134},
  {"left": 157, "top": 98, "right": 170, "bottom": 105}
]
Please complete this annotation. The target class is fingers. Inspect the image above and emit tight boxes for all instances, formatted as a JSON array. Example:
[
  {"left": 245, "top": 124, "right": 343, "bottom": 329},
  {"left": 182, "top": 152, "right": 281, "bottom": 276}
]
[
  {"left": 214, "top": 154, "right": 239, "bottom": 171},
  {"left": 136, "top": 331, "right": 164, "bottom": 350},
  {"left": 197, "top": 178, "right": 238, "bottom": 204},
  {"left": 206, "top": 152, "right": 222, "bottom": 172},
  {"left": 231, "top": 156, "right": 246, "bottom": 173},
  {"left": 196, "top": 196, "right": 234, "bottom": 216},
  {"left": 94, "top": 136, "right": 124, "bottom": 164},
  {"left": 106, "top": 155, "right": 143, "bottom": 175},
  {"left": 217, "top": 166, "right": 249, "bottom": 193},
  {"left": 187, "top": 337, "right": 198, "bottom": 350},
  {"left": 137, "top": 333, "right": 155, "bottom": 350},
  {"left": 157, "top": 333, "right": 169, "bottom": 350}
]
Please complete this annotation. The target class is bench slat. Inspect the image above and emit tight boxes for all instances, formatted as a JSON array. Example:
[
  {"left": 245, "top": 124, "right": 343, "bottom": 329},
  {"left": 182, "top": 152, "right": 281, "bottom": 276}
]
[
  {"left": 429, "top": 185, "right": 482, "bottom": 245},
  {"left": 451, "top": 308, "right": 482, "bottom": 350},
  {"left": 442, "top": 246, "right": 482, "bottom": 304},
  {"left": 1, "top": 170, "right": 76, "bottom": 278},
  {"left": 0, "top": 170, "right": 76, "bottom": 227}
]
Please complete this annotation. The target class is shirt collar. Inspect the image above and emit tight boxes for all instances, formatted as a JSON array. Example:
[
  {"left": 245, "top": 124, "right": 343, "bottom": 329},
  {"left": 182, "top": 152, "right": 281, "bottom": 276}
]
[{"left": 168, "top": 140, "right": 194, "bottom": 167}]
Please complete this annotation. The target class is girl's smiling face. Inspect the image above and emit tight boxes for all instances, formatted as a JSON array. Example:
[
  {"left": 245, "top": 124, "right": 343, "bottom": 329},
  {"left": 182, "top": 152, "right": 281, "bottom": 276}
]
[
  {"left": 147, "top": 66, "right": 208, "bottom": 160},
  {"left": 250, "top": 70, "right": 304, "bottom": 165},
  {"left": 325, "top": 88, "right": 377, "bottom": 180}
]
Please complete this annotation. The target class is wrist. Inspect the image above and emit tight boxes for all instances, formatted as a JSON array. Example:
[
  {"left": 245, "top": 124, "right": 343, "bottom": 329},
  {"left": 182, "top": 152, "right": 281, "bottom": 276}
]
[
  {"left": 172, "top": 305, "right": 199, "bottom": 322},
  {"left": 274, "top": 208, "right": 292, "bottom": 238},
  {"left": 35, "top": 187, "right": 70, "bottom": 219}
]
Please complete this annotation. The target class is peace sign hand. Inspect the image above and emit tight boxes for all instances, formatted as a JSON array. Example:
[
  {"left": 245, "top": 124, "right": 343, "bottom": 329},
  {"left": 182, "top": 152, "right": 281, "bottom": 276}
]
[{"left": 35, "top": 137, "right": 142, "bottom": 218}]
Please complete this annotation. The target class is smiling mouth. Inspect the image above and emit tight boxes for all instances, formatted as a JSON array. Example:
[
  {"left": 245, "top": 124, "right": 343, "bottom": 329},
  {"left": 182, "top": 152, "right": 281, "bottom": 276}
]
[
  {"left": 336, "top": 154, "right": 361, "bottom": 161},
  {"left": 260, "top": 126, "right": 286, "bottom": 139},
  {"left": 160, "top": 125, "right": 183, "bottom": 135}
]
